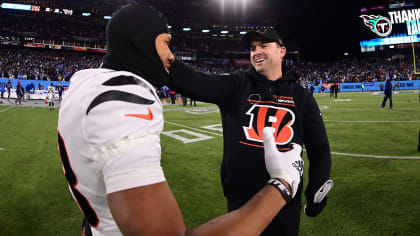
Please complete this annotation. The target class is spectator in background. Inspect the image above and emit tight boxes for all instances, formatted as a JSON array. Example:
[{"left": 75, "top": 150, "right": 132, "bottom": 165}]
[
  {"left": 334, "top": 82, "right": 339, "bottom": 99},
  {"left": 15, "top": 81, "right": 24, "bottom": 105},
  {"left": 6, "top": 80, "right": 12, "bottom": 101},
  {"left": 170, "top": 89, "right": 176, "bottom": 104},
  {"left": 0, "top": 83, "right": 5, "bottom": 98},
  {"left": 418, "top": 129, "right": 420, "bottom": 152},
  {"left": 182, "top": 94, "right": 187, "bottom": 106},
  {"left": 381, "top": 78, "right": 393, "bottom": 109},
  {"left": 190, "top": 97, "right": 196, "bottom": 106},
  {"left": 25, "top": 82, "right": 34, "bottom": 100},
  {"left": 57, "top": 82, "right": 64, "bottom": 101},
  {"left": 309, "top": 84, "right": 315, "bottom": 96}
]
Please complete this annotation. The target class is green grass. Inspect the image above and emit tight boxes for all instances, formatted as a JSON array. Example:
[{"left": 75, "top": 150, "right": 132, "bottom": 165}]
[{"left": 0, "top": 91, "right": 419, "bottom": 235}]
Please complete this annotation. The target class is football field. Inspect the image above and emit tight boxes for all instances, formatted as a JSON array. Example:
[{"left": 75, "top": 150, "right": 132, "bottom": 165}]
[{"left": 0, "top": 90, "right": 419, "bottom": 235}]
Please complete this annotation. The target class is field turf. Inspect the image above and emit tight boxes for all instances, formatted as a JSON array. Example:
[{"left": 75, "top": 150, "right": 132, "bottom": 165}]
[{"left": 0, "top": 90, "right": 419, "bottom": 235}]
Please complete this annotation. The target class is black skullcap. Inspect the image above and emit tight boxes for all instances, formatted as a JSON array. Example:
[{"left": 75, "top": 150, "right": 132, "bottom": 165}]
[{"left": 102, "top": 4, "right": 170, "bottom": 87}]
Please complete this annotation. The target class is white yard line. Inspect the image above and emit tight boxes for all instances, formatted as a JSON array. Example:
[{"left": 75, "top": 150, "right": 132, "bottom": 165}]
[
  {"left": 324, "top": 120, "right": 420, "bottom": 123},
  {"left": 329, "top": 151, "right": 420, "bottom": 160},
  {"left": 0, "top": 105, "right": 15, "bottom": 113},
  {"left": 165, "top": 121, "right": 223, "bottom": 137},
  {"left": 0, "top": 148, "right": 4, "bottom": 151}
]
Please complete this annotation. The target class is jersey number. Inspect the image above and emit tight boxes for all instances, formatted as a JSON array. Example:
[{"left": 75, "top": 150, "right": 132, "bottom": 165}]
[{"left": 57, "top": 131, "right": 99, "bottom": 227}]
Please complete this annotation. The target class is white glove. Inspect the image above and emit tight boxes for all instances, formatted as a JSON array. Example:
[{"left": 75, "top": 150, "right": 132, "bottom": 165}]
[{"left": 263, "top": 127, "right": 303, "bottom": 198}]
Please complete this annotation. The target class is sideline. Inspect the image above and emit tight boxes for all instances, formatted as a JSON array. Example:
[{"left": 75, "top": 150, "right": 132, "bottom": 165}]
[
  {"left": 165, "top": 121, "right": 223, "bottom": 137},
  {"left": 324, "top": 120, "right": 420, "bottom": 123},
  {"left": 329, "top": 151, "right": 420, "bottom": 160},
  {"left": 0, "top": 105, "right": 15, "bottom": 113}
]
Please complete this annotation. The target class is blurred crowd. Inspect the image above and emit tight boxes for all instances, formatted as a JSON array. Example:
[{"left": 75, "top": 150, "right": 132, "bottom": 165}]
[
  {"left": 0, "top": 17, "right": 106, "bottom": 43},
  {"left": 0, "top": 48, "right": 102, "bottom": 81},
  {"left": 292, "top": 57, "right": 418, "bottom": 85},
  {"left": 0, "top": 47, "right": 419, "bottom": 83}
]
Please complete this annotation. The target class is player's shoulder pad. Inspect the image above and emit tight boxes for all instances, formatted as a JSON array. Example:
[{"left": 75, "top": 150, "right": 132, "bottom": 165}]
[{"left": 83, "top": 71, "right": 163, "bottom": 146}]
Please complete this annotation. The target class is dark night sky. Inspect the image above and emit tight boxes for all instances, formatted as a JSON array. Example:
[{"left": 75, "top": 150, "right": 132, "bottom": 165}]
[
  {"left": 152, "top": 0, "right": 366, "bottom": 61},
  {"left": 274, "top": 0, "right": 366, "bottom": 61},
  {"left": 151, "top": 0, "right": 416, "bottom": 61}
]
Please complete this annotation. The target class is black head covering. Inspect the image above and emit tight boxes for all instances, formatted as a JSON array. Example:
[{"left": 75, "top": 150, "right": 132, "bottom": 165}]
[{"left": 102, "top": 4, "right": 170, "bottom": 87}]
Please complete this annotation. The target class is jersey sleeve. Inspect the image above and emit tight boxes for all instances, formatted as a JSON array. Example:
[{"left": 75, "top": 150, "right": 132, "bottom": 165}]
[
  {"left": 82, "top": 80, "right": 165, "bottom": 193},
  {"left": 99, "top": 131, "right": 165, "bottom": 194}
]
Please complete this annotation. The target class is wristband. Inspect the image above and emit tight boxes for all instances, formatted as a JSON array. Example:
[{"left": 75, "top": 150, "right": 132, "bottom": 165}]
[{"left": 267, "top": 178, "right": 292, "bottom": 203}]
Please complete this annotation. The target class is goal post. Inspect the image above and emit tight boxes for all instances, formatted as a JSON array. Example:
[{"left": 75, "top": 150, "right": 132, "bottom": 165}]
[{"left": 412, "top": 42, "right": 420, "bottom": 75}]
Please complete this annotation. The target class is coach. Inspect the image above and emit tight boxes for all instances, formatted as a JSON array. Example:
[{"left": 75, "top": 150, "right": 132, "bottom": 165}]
[{"left": 168, "top": 29, "right": 333, "bottom": 235}]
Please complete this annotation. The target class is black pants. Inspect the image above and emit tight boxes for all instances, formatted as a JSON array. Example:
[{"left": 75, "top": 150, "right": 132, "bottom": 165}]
[
  {"left": 228, "top": 197, "right": 301, "bottom": 236},
  {"left": 381, "top": 94, "right": 393, "bottom": 108},
  {"left": 170, "top": 94, "right": 175, "bottom": 104},
  {"left": 82, "top": 218, "right": 93, "bottom": 236},
  {"left": 418, "top": 130, "right": 420, "bottom": 152}
]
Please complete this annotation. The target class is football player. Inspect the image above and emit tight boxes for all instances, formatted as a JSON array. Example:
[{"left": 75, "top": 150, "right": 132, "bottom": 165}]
[
  {"left": 47, "top": 83, "right": 55, "bottom": 111},
  {"left": 57, "top": 4, "right": 303, "bottom": 236}
]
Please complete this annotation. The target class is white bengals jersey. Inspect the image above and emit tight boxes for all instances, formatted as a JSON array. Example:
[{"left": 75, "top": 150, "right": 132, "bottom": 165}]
[
  {"left": 57, "top": 68, "right": 165, "bottom": 236},
  {"left": 47, "top": 86, "right": 55, "bottom": 102}
]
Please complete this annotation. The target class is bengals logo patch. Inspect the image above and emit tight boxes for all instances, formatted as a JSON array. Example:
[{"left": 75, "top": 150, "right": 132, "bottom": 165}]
[{"left": 242, "top": 104, "right": 295, "bottom": 146}]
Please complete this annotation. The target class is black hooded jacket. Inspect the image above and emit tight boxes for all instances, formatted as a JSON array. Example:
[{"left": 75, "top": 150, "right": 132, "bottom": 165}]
[{"left": 168, "top": 60, "right": 331, "bottom": 206}]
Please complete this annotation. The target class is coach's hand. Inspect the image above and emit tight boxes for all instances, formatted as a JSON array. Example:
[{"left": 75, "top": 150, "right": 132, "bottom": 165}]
[{"left": 263, "top": 127, "right": 303, "bottom": 198}]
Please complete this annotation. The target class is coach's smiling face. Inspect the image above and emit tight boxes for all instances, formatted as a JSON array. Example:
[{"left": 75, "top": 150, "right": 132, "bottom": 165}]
[
  {"left": 249, "top": 39, "right": 286, "bottom": 81},
  {"left": 155, "top": 33, "right": 175, "bottom": 75}
]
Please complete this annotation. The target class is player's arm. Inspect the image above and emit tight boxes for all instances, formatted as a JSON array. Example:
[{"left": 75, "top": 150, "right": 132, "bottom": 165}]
[
  {"left": 107, "top": 128, "right": 303, "bottom": 236},
  {"left": 108, "top": 179, "right": 285, "bottom": 236},
  {"left": 168, "top": 60, "right": 237, "bottom": 105},
  {"left": 302, "top": 93, "right": 333, "bottom": 217}
]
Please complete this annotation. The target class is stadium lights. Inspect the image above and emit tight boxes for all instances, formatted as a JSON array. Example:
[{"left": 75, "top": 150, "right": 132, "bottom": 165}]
[
  {"left": 221, "top": 30, "right": 229, "bottom": 34},
  {"left": 202, "top": 29, "right": 210, "bottom": 33},
  {"left": 168, "top": 25, "right": 172, "bottom": 29},
  {"left": 1, "top": 3, "right": 32, "bottom": 11},
  {"left": 183, "top": 27, "right": 191, "bottom": 31},
  {"left": 389, "top": 45, "right": 395, "bottom": 48},
  {"left": 344, "top": 52, "right": 349, "bottom": 56},
  {"left": 82, "top": 12, "right": 90, "bottom": 16},
  {"left": 240, "top": 31, "right": 247, "bottom": 35},
  {"left": 104, "top": 16, "right": 111, "bottom": 20}
]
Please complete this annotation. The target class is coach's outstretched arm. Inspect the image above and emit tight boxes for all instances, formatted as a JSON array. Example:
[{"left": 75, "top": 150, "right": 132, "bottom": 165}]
[
  {"left": 107, "top": 127, "right": 303, "bottom": 236},
  {"left": 167, "top": 60, "right": 238, "bottom": 106}
]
